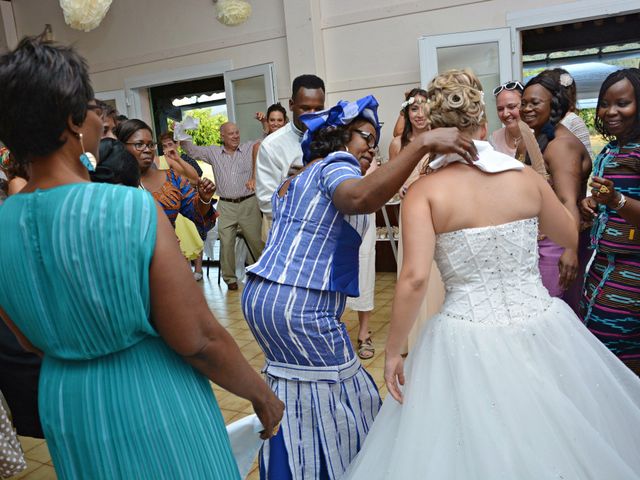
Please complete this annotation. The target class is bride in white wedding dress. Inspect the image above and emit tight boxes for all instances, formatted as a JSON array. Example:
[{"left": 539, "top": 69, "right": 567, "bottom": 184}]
[{"left": 344, "top": 69, "right": 640, "bottom": 480}]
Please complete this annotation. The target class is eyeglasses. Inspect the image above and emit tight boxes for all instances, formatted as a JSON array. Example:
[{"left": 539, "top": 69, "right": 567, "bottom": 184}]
[
  {"left": 492, "top": 81, "right": 524, "bottom": 96},
  {"left": 126, "top": 142, "right": 157, "bottom": 151},
  {"left": 353, "top": 129, "right": 377, "bottom": 149},
  {"left": 87, "top": 103, "right": 104, "bottom": 117}
]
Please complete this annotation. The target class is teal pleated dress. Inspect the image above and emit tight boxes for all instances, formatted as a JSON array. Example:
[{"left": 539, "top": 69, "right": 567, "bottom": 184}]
[{"left": 0, "top": 183, "right": 240, "bottom": 479}]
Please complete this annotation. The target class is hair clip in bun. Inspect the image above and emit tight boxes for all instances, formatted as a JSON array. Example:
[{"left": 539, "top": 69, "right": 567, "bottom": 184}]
[{"left": 559, "top": 73, "right": 574, "bottom": 87}]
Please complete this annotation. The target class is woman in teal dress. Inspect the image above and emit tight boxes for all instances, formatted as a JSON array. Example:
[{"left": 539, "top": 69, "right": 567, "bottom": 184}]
[{"left": 0, "top": 36, "right": 283, "bottom": 479}]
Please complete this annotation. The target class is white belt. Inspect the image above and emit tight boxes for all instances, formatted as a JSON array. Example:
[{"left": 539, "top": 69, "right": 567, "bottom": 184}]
[{"left": 262, "top": 356, "right": 360, "bottom": 383}]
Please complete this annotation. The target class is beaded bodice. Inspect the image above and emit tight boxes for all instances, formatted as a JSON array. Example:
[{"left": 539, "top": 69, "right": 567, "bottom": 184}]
[{"left": 434, "top": 218, "right": 552, "bottom": 325}]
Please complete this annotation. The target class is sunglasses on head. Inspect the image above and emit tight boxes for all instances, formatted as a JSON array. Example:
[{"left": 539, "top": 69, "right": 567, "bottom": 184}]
[{"left": 492, "top": 81, "right": 524, "bottom": 96}]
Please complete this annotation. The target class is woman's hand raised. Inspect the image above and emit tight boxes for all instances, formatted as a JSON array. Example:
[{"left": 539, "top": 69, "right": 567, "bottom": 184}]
[{"left": 197, "top": 177, "right": 216, "bottom": 203}]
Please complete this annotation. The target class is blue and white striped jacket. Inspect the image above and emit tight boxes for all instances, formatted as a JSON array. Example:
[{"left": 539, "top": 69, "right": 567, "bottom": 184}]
[{"left": 247, "top": 151, "right": 368, "bottom": 296}]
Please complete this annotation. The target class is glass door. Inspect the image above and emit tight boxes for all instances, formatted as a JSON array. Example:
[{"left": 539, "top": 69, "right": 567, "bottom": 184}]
[
  {"left": 95, "top": 89, "right": 127, "bottom": 117},
  {"left": 419, "top": 28, "right": 513, "bottom": 133},
  {"left": 224, "top": 64, "right": 277, "bottom": 141}
]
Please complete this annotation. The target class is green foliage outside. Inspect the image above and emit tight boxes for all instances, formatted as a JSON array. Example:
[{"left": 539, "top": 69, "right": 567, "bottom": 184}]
[
  {"left": 577, "top": 108, "right": 607, "bottom": 157},
  {"left": 577, "top": 108, "right": 596, "bottom": 135},
  {"left": 167, "top": 109, "right": 228, "bottom": 146}
]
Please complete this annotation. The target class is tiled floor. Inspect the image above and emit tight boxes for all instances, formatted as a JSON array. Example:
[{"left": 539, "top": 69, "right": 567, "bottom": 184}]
[{"left": 16, "top": 271, "right": 396, "bottom": 479}]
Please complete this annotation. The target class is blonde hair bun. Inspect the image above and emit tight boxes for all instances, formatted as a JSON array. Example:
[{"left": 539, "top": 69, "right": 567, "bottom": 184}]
[{"left": 427, "top": 68, "right": 486, "bottom": 132}]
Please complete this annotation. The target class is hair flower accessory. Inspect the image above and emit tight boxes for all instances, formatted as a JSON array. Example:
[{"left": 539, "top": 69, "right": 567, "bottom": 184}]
[
  {"left": 59, "top": 0, "right": 113, "bottom": 32},
  {"left": 401, "top": 97, "right": 416, "bottom": 110},
  {"left": 559, "top": 73, "right": 574, "bottom": 87}
]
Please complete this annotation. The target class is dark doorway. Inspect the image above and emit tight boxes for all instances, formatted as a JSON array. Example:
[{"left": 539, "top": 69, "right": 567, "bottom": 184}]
[
  {"left": 520, "top": 13, "right": 640, "bottom": 155},
  {"left": 148, "top": 76, "right": 226, "bottom": 151}
]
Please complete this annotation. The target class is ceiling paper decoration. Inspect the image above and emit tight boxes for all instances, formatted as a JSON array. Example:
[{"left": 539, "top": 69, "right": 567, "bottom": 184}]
[
  {"left": 60, "top": 0, "right": 113, "bottom": 32},
  {"left": 215, "top": 0, "right": 252, "bottom": 26}
]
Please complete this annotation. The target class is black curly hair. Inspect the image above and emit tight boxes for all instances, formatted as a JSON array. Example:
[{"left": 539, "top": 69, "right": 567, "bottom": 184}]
[
  {"left": 90, "top": 138, "right": 140, "bottom": 187},
  {"left": 523, "top": 73, "right": 571, "bottom": 156},
  {"left": 308, "top": 125, "right": 353, "bottom": 160},
  {"left": 594, "top": 68, "right": 640, "bottom": 145},
  {"left": 538, "top": 68, "right": 578, "bottom": 112}
]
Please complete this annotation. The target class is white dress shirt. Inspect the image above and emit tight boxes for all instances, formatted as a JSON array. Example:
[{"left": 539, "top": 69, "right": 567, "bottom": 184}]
[{"left": 255, "top": 122, "right": 304, "bottom": 214}]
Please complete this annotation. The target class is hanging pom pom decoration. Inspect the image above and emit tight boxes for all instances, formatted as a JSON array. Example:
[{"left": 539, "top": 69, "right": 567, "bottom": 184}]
[
  {"left": 60, "top": 0, "right": 113, "bottom": 32},
  {"left": 215, "top": 0, "right": 252, "bottom": 26}
]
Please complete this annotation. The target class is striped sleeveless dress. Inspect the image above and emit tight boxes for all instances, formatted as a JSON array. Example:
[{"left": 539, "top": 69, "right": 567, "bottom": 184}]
[{"left": 581, "top": 141, "right": 640, "bottom": 376}]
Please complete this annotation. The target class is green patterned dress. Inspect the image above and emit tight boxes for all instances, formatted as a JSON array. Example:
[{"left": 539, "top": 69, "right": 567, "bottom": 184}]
[{"left": 0, "top": 183, "right": 240, "bottom": 479}]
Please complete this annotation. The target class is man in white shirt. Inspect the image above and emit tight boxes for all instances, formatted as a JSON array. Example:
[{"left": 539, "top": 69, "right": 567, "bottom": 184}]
[{"left": 255, "top": 74, "right": 325, "bottom": 240}]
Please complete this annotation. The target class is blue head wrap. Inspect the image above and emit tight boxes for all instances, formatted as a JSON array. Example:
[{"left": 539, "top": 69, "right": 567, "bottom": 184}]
[{"left": 299, "top": 95, "right": 381, "bottom": 165}]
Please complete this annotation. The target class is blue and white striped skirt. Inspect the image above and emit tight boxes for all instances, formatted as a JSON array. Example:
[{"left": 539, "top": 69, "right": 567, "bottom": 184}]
[
  {"left": 242, "top": 275, "right": 381, "bottom": 479},
  {"left": 242, "top": 274, "right": 355, "bottom": 367}
]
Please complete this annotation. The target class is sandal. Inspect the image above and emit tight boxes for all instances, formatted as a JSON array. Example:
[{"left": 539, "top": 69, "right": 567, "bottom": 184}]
[{"left": 357, "top": 336, "right": 375, "bottom": 360}]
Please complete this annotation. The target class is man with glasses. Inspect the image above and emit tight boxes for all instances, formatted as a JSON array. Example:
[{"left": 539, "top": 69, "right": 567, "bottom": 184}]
[{"left": 182, "top": 122, "right": 263, "bottom": 291}]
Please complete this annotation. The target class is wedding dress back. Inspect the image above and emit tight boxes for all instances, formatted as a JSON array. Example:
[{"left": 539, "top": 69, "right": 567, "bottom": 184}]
[
  {"left": 435, "top": 217, "right": 551, "bottom": 326},
  {"left": 344, "top": 216, "right": 640, "bottom": 480}
]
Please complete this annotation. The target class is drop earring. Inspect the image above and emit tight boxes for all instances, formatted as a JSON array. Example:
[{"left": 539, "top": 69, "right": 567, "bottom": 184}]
[{"left": 78, "top": 132, "right": 96, "bottom": 172}]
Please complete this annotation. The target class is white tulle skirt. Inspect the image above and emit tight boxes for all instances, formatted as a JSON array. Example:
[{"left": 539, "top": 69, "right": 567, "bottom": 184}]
[{"left": 344, "top": 299, "right": 640, "bottom": 479}]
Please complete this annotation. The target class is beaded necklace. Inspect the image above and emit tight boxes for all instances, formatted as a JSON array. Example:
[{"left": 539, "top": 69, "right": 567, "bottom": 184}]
[
  {"left": 583, "top": 141, "right": 640, "bottom": 324},
  {"left": 589, "top": 141, "right": 619, "bottom": 249}
]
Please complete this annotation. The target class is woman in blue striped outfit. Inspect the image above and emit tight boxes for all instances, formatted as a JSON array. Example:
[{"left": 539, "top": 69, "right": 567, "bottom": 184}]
[{"left": 242, "top": 95, "right": 478, "bottom": 479}]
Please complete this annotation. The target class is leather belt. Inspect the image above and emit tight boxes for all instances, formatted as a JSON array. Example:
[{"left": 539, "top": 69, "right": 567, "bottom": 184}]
[{"left": 219, "top": 193, "right": 255, "bottom": 204}]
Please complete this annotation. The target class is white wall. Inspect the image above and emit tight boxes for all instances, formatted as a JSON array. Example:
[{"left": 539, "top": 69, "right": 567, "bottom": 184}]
[
  {"left": 11, "top": 0, "right": 290, "bottom": 94},
  {"left": 9, "top": 0, "right": 637, "bottom": 153},
  {"left": 318, "top": 0, "right": 592, "bottom": 151}
]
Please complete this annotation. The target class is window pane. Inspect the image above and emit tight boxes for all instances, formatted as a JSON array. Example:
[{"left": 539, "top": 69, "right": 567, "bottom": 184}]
[
  {"left": 231, "top": 75, "right": 267, "bottom": 141},
  {"left": 436, "top": 42, "right": 501, "bottom": 133}
]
